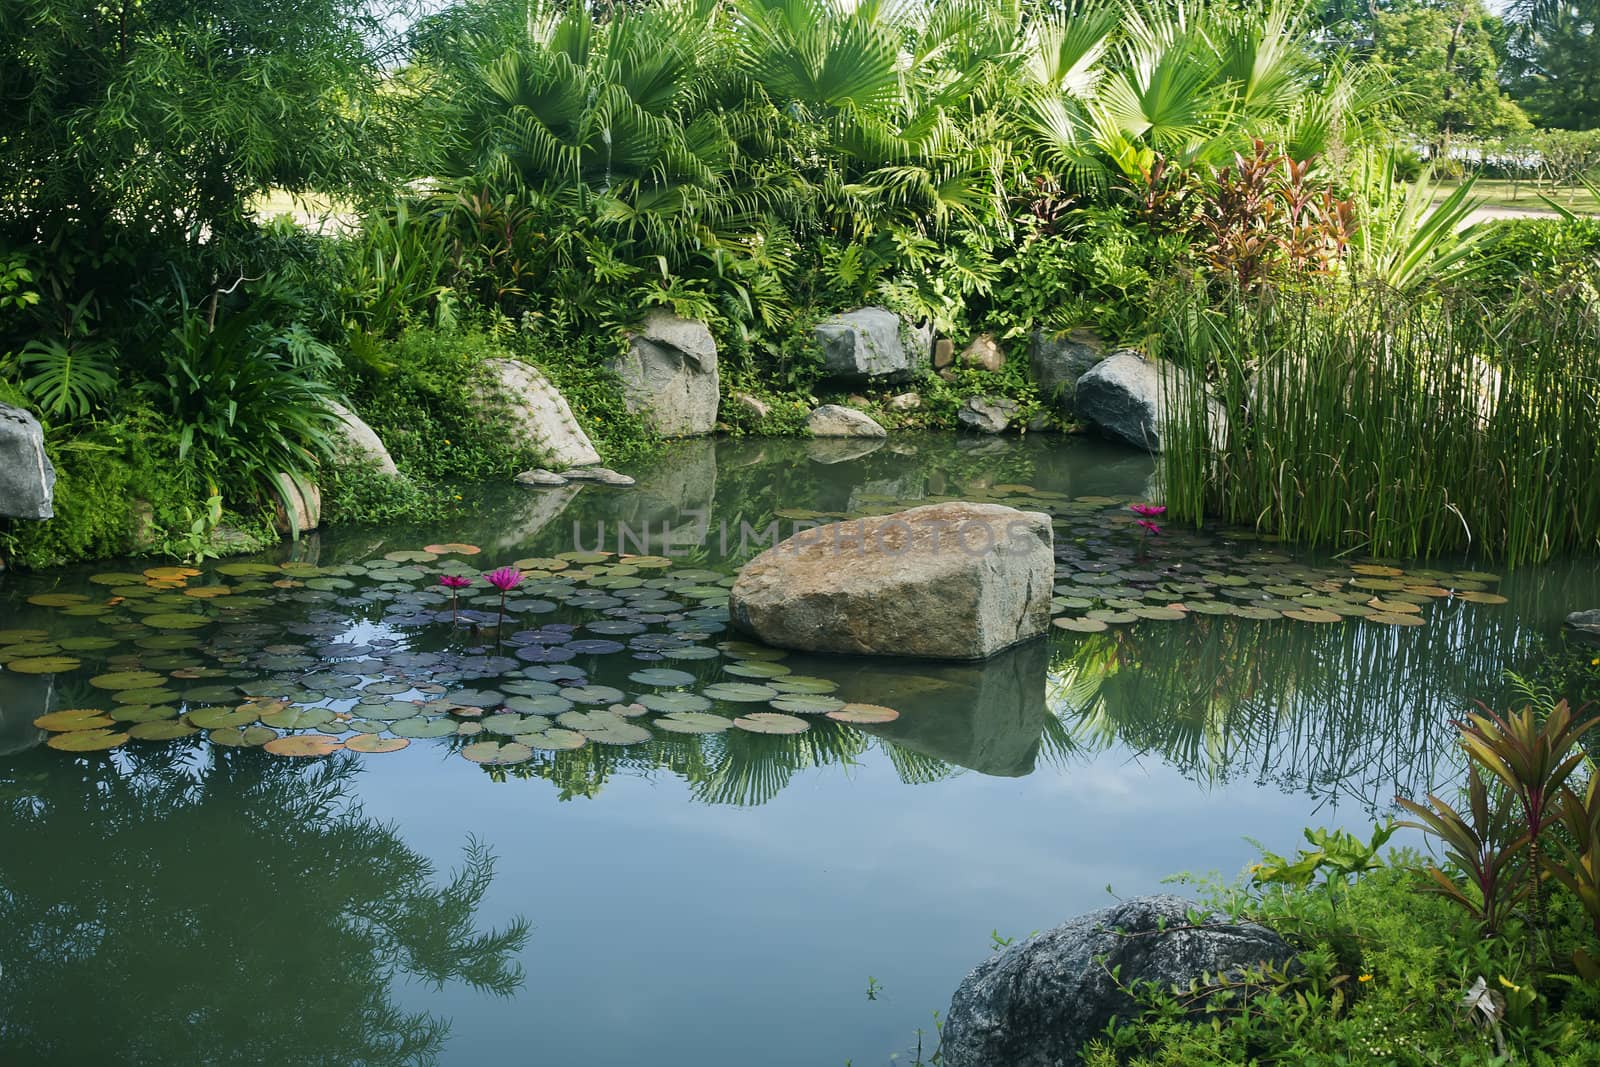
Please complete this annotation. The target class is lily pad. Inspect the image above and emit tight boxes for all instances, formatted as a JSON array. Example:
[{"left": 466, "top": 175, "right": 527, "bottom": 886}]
[
  {"left": 260, "top": 706, "right": 336, "bottom": 730},
  {"left": 208, "top": 725, "right": 278, "bottom": 747},
  {"left": 827, "top": 703, "right": 900, "bottom": 724},
  {"left": 636, "top": 691, "right": 713, "bottom": 714},
  {"left": 704, "top": 682, "right": 779, "bottom": 703},
  {"left": 732, "top": 712, "right": 810, "bottom": 735},
  {"left": 129, "top": 720, "right": 199, "bottom": 740},
  {"left": 263, "top": 735, "right": 345, "bottom": 757},
  {"left": 6, "top": 655, "right": 81, "bottom": 674},
  {"left": 34, "top": 709, "right": 115, "bottom": 732},
  {"left": 627, "top": 668, "right": 697, "bottom": 688},
  {"left": 47, "top": 728, "right": 129, "bottom": 752},
  {"left": 653, "top": 712, "right": 733, "bottom": 734},
  {"left": 769, "top": 694, "right": 845, "bottom": 715},
  {"left": 461, "top": 740, "right": 533, "bottom": 764},
  {"left": 187, "top": 706, "right": 261, "bottom": 729},
  {"left": 524, "top": 728, "right": 587, "bottom": 750},
  {"left": 391, "top": 717, "right": 459, "bottom": 739},
  {"left": 582, "top": 722, "right": 653, "bottom": 745},
  {"left": 345, "top": 734, "right": 410, "bottom": 753}
]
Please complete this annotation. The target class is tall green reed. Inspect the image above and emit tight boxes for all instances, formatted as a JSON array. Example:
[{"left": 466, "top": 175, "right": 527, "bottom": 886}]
[{"left": 1157, "top": 278, "right": 1600, "bottom": 565}]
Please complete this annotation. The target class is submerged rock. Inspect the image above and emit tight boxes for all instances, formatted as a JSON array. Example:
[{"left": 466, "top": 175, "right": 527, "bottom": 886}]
[
  {"left": 807, "top": 405, "right": 886, "bottom": 438},
  {"left": 0, "top": 403, "right": 55, "bottom": 520},
  {"left": 479, "top": 358, "right": 602, "bottom": 469},
  {"left": 729, "top": 501, "right": 1054, "bottom": 660},
  {"left": 327, "top": 400, "right": 398, "bottom": 476},
  {"left": 1074, "top": 351, "right": 1225, "bottom": 453},
  {"left": 813, "top": 307, "right": 929, "bottom": 383},
  {"left": 614, "top": 311, "right": 720, "bottom": 436},
  {"left": 563, "top": 466, "right": 636, "bottom": 487},
  {"left": 942, "top": 895, "right": 1298, "bottom": 1067},
  {"left": 515, "top": 468, "right": 569, "bottom": 487},
  {"left": 957, "top": 396, "right": 1019, "bottom": 434}
]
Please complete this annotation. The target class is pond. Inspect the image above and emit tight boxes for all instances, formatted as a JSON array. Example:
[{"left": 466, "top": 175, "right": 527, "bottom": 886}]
[{"left": 3, "top": 435, "right": 1597, "bottom": 1066}]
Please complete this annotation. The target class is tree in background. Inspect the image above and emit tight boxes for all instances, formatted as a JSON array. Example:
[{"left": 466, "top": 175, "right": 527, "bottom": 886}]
[
  {"left": 1366, "top": 0, "right": 1530, "bottom": 149},
  {"left": 1505, "top": 0, "right": 1600, "bottom": 130}
]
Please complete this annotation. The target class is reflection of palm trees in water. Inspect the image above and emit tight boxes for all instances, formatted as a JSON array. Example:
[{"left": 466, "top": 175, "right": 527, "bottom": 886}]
[
  {"left": 0, "top": 747, "right": 530, "bottom": 1066},
  {"left": 1046, "top": 606, "right": 1535, "bottom": 809}
]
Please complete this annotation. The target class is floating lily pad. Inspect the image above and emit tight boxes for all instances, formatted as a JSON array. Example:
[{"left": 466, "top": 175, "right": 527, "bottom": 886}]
[
  {"left": 583, "top": 722, "right": 653, "bottom": 745},
  {"left": 1054, "top": 617, "right": 1109, "bottom": 633},
  {"left": 391, "top": 717, "right": 459, "bottom": 738},
  {"left": 110, "top": 704, "right": 180, "bottom": 723},
  {"left": 767, "top": 676, "right": 839, "bottom": 695},
  {"left": 704, "top": 682, "right": 780, "bottom": 702},
  {"left": 263, "top": 735, "right": 344, "bottom": 757},
  {"left": 636, "top": 691, "right": 713, "bottom": 714},
  {"left": 653, "top": 712, "right": 733, "bottom": 734},
  {"left": 260, "top": 706, "right": 336, "bottom": 730},
  {"left": 47, "top": 728, "right": 129, "bottom": 752},
  {"left": 186, "top": 706, "right": 261, "bottom": 729},
  {"left": 524, "top": 728, "right": 586, "bottom": 750},
  {"left": 57, "top": 636, "right": 119, "bottom": 652},
  {"left": 6, "top": 655, "right": 81, "bottom": 674},
  {"left": 827, "top": 703, "right": 900, "bottom": 724},
  {"left": 769, "top": 694, "right": 845, "bottom": 715},
  {"left": 34, "top": 709, "right": 115, "bottom": 732},
  {"left": 461, "top": 740, "right": 533, "bottom": 764},
  {"left": 556, "top": 709, "right": 623, "bottom": 732},
  {"left": 1284, "top": 608, "right": 1342, "bottom": 623},
  {"left": 345, "top": 734, "right": 410, "bottom": 753},
  {"left": 208, "top": 725, "right": 278, "bottom": 747},
  {"left": 723, "top": 660, "right": 792, "bottom": 679},
  {"left": 425, "top": 543, "right": 482, "bottom": 556},
  {"left": 1455, "top": 591, "right": 1508, "bottom": 605},
  {"left": 0, "top": 629, "right": 48, "bottom": 645},
  {"left": 560, "top": 685, "right": 625, "bottom": 705},
  {"left": 484, "top": 713, "right": 550, "bottom": 735},
  {"left": 129, "top": 719, "right": 199, "bottom": 741},
  {"left": 627, "top": 668, "right": 697, "bottom": 688},
  {"left": 732, "top": 712, "right": 809, "bottom": 735},
  {"left": 27, "top": 592, "right": 91, "bottom": 607},
  {"left": 1366, "top": 612, "right": 1426, "bottom": 626},
  {"left": 144, "top": 613, "right": 211, "bottom": 630}
]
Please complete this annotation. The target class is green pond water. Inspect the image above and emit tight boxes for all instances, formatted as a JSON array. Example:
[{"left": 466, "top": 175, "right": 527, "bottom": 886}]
[{"left": 3, "top": 435, "right": 1598, "bottom": 1066}]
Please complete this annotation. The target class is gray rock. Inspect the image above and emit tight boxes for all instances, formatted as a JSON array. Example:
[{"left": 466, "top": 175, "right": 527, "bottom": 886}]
[
  {"left": 960, "top": 333, "right": 1006, "bottom": 373},
  {"left": 0, "top": 404, "right": 55, "bottom": 519},
  {"left": 1074, "top": 351, "right": 1225, "bottom": 453},
  {"left": 958, "top": 396, "right": 1019, "bottom": 434},
  {"left": 813, "top": 307, "right": 929, "bottom": 383},
  {"left": 807, "top": 405, "right": 887, "bottom": 438},
  {"left": 272, "top": 473, "right": 321, "bottom": 534},
  {"left": 1567, "top": 610, "right": 1600, "bottom": 639},
  {"left": 729, "top": 501, "right": 1054, "bottom": 661},
  {"left": 515, "top": 468, "right": 569, "bottom": 487},
  {"left": 942, "top": 895, "right": 1298, "bottom": 1067},
  {"left": 562, "top": 466, "right": 636, "bottom": 487},
  {"left": 730, "top": 392, "right": 770, "bottom": 420},
  {"left": 614, "top": 311, "right": 720, "bottom": 436},
  {"left": 886, "top": 392, "right": 922, "bottom": 412},
  {"left": 479, "top": 358, "right": 602, "bottom": 468},
  {"left": 327, "top": 400, "right": 398, "bottom": 476},
  {"left": 1029, "top": 327, "right": 1107, "bottom": 414}
]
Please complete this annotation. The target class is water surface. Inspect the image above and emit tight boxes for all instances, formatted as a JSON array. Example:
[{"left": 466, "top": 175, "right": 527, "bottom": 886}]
[{"left": 3, "top": 435, "right": 1596, "bottom": 1066}]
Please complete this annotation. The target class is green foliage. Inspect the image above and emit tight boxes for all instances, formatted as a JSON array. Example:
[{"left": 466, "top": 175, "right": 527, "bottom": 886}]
[
  {"left": 340, "top": 327, "right": 540, "bottom": 485},
  {"left": 1506, "top": 0, "right": 1600, "bottom": 131},
  {"left": 1248, "top": 822, "right": 1397, "bottom": 899}
]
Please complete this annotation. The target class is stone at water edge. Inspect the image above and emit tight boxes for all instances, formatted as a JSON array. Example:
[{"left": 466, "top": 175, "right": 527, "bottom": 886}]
[
  {"left": 941, "top": 895, "right": 1298, "bottom": 1067},
  {"left": 1028, "top": 327, "right": 1107, "bottom": 414},
  {"left": 1074, "top": 350, "right": 1226, "bottom": 454},
  {"left": 806, "top": 405, "right": 886, "bottom": 438},
  {"left": 327, "top": 399, "right": 398, "bottom": 476},
  {"left": 1567, "top": 610, "right": 1600, "bottom": 640},
  {"left": 477, "top": 358, "right": 602, "bottom": 469},
  {"left": 729, "top": 501, "right": 1054, "bottom": 660},
  {"left": 812, "top": 306, "right": 930, "bottom": 383},
  {"left": 957, "top": 396, "right": 1018, "bottom": 434},
  {"left": 613, "top": 311, "right": 720, "bottom": 437},
  {"left": 0, "top": 403, "right": 55, "bottom": 520},
  {"left": 272, "top": 473, "right": 321, "bottom": 533},
  {"left": 515, "top": 468, "right": 570, "bottom": 488},
  {"left": 729, "top": 392, "right": 770, "bottom": 420},
  {"left": 562, "top": 467, "right": 636, "bottom": 487}
]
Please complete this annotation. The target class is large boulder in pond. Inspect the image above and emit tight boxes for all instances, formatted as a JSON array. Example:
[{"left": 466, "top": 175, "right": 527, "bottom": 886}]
[
  {"left": 327, "top": 400, "right": 398, "bottom": 476},
  {"left": 1567, "top": 610, "right": 1600, "bottom": 642},
  {"left": 813, "top": 307, "right": 929, "bottom": 383},
  {"left": 613, "top": 311, "right": 719, "bottom": 436},
  {"left": 1074, "top": 351, "right": 1224, "bottom": 453},
  {"left": 942, "top": 895, "right": 1298, "bottom": 1067},
  {"left": 1028, "top": 328, "right": 1107, "bottom": 414},
  {"left": 0, "top": 403, "right": 55, "bottom": 519},
  {"left": 729, "top": 501, "right": 1054, "bottom": 661},
  {"left": 478, "top": 358, "right": 602, "bottom": 468}
]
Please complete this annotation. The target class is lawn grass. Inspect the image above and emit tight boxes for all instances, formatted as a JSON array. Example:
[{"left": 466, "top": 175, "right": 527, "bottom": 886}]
[{"left": 1440, "top": 176, "right": 1600, "bottom": 215}]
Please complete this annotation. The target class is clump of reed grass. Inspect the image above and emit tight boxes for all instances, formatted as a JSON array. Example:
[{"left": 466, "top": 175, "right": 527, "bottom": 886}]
[{"left": 1156, "top": 277, "right": 1600, "bottom": 565}]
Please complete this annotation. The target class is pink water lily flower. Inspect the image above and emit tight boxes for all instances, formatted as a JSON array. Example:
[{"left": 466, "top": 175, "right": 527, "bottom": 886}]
[
  {"left": 1129, "top": 502, "right": 1167, "bottom": 518},
  {"left": 484, "top": 567, "right": 524, "bottom": 592},
  {"left": 438, "top": 575, "right": 474, "bottom": 590}
]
